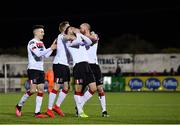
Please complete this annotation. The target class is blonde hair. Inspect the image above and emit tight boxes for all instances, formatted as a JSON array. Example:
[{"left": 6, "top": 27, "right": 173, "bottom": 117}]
[{"left": 59, "top": 21, "right": 69, "bottom": 32}]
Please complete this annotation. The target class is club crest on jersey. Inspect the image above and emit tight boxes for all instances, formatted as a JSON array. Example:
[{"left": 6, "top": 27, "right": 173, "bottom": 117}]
[
  {"left": 36, "top": 42, "right": 44, "bottom": 46},
  {"left": 36, "top": 42, "right": 44, "bottom": 49}
]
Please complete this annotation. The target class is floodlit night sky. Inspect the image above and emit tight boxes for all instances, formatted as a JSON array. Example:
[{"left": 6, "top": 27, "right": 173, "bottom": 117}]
[{"left": 0, "top": 1, "right": 180, "bottom": 50}]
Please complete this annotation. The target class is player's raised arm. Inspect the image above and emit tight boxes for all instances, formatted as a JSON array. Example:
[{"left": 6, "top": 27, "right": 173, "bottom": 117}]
[
  {"left": 78, "top": 33, "right": 92, "bottom": 46},
  {"left": 29, "top": 42, "right": 53, "bottom": 57},
  {"left": 44, "top": 39, "right": 57, "bottom": 58},
  {"left": 64, "top": 26, "right": 81, "bottom": 47},
  {"left": 66, "top": 36, "right": 80, "bottom": 47}
]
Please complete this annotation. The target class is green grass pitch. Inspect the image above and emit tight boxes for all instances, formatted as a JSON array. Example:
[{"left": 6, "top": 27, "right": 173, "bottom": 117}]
[{"left": 0, "top": 92, "right": 180, "bottom": 124}]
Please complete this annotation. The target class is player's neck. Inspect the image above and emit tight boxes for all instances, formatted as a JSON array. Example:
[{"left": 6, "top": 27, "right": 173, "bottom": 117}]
[
  {"left": 85, "top": 30, "right": 91, "bottom": 36},
  {"left": 34, "top": 36, "right": 41, "bottom": 41}
]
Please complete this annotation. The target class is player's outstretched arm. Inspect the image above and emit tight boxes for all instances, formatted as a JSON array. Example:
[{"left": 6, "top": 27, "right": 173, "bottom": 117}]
[
  {"left": 79, "top": 33, "right": 92, "bottom": 46},
  {"left": 44, "top": 39, "right": 57, "bottom": 58},
  {"left": 29, "top": 41, "right": 54, "bottom": 57}
]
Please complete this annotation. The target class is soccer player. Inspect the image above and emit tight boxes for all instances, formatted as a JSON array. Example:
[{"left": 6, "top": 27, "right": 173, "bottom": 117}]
[
  {"left": 65, "top": 26, "right": 97, "bottom": 117},
  {"left": 15, "top": 25, "right": 57, "bottom": 118},
  {"left": 46, "top": 21, "right": 71, "bottom": 118},
  {"left": 80, "top": 23, "right": 109, "bottom": 117}
]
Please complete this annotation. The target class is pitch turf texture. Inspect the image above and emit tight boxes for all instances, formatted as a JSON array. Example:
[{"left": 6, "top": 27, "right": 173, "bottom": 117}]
[{"left": 0, "top": 92, "right": 180, "bottom": 124}]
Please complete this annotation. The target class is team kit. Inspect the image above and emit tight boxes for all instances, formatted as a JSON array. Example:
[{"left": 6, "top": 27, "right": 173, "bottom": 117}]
[{"left": 15, "top": 21, "right": 109, "bottom": 118}]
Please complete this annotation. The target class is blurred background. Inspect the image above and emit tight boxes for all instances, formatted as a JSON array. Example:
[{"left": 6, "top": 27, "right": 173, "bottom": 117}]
[{"left": 0, "top": 1, "right": 180, "bottom": 92}]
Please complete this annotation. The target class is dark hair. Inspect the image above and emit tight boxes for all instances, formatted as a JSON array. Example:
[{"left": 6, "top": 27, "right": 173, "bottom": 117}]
[
  {"left": 32, "top": 25, "right": 44, "bottom": 30},
  {"left": 59, "top": 21, "right": 69, "bottom": 32}
]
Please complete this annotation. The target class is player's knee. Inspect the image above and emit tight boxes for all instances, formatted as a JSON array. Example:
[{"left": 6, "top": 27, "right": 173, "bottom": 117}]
[
  {"left": 53, "top": 86, "right": 59, "bottom": 91},
  {"left": 30, "top": 89, "right": 36, "bottom": 93},
  {"left": 53, "top": 84, "right": 60, "bottom": 91},
  {"left": 76, "top": 89, "right": 82, "bottom": 93},
  {"left": 38, "top": 88, "right": 44, "bottom": 93},
  {"left": 75, "top": 87, "right": 82, "bottom": 93},
  {"left": 38, "top": 90, "right": 44, "bottom": 93},
  {"left": 63, "top": 83, "right": 69, "bottom": 92},
  {"left": 90, "top": 86, "right": 97, "bottom": 93},
  {"left": 75, "top": 84, "right": 82, "bottom": 92},
  {"left": 38, "top": 86, "right": 44, "bottom": 92},
  {"left": 97, "top": 86, "right": 104, "bottom": 93},
  {"left": 63, "top": 87, "right": 69, "bottom": 92},
  {"left": 89, "top": 82, "right": 97, "bottom": 91}
]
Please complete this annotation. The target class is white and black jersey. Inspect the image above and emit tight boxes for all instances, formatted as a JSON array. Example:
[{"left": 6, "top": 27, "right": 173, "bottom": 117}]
[
  {"left": 66, "top": 33, "right": 92, "bottom": 66},
  {"left": 87, "top": 38, "right": 103, "bottom": 85},
  {"left": 87, "top": 42, "right": 98, "bottom": 64},
  {"left": 27, "top": 38, "right": 52, "bottom": 71},
  {"left": 53, "top": 34, "right": 70, "bottom": 66},
  {"left": 53, "top": 33, "right": 71, "bottom": 84},
  {"left": 66, "top": 33, "right": 95, "bottom": 85}
]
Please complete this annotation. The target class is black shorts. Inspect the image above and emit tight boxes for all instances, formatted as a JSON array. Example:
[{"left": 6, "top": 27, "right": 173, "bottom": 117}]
[
  {"left": 89, "top": 64, "right": 103, "bottom": 86},
  {"left": 27, "top": 69, "right": 45, "bottom": 84},
  {"left": 73, "top": 62, "right": 95, "bottom": 86},
  {"left": 53, "top": 64, "right": 70, "bottom": 84}
]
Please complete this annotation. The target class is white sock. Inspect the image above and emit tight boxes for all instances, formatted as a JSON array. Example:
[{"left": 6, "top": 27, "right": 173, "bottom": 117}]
[
  {"left": 56, "top": 89, "right": 67, "bottom": 107},
  {"left": 81, "top": 89, "right": 93, "bottom": 108},
  {"left": 48, "top": 90, "right": 57, "bottom": 110},
  {"left": 74, "top": 94, "right": 83, "bottom": 114},
  {"left": 35, "top": 93, "right": 43, "bottom": 113},
  {"left": 99, "top": 95, "right": 106, "bottom": 112},
  {"left": 18, "top": 91, "right": 32, "bottom": 106}
]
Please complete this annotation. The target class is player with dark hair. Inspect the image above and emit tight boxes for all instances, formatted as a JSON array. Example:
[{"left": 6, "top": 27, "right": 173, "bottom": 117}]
[{"left": 15, "top": 25, "right": 57, "bottom": 118}]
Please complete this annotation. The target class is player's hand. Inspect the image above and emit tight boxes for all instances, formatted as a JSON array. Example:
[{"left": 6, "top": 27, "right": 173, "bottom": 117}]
[
  {"left": 50, "top": 39, "right": 57, "bottom": 50},
  {"left": 73, "top": 28, "right": 80, "bottom": 33},
  {"left": 64, "top": 35, "right": 76, "bottom": 41},
  {"left": 91, "top": 31, "right": 98, "bottom": 38},
  {"left": 90, "top": 31, "right": 99, "bottom": 41}
]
